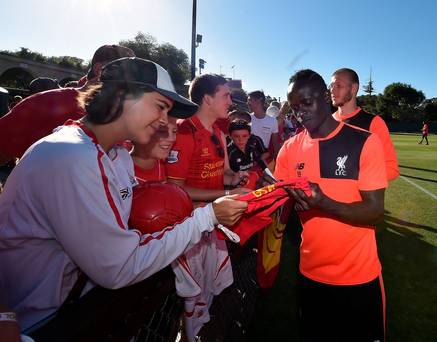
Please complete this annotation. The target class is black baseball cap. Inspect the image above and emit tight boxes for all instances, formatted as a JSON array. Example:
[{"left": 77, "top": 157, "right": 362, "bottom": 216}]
[{"left": 100, "top": 57, "right": 198, "bottom": 118}]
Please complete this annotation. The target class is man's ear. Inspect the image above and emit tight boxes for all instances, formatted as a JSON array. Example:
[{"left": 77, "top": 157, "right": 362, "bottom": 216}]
[
  {"left": 351, "top": 82, "right": 359, "bottom": 96},
  {"left": 203, "top": 94, "right": 212, "bottom": 107}
]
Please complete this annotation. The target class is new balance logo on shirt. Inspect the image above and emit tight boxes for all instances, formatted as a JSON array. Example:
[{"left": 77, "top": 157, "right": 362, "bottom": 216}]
[{"left": 296, "top": 162, "right": 305, "bottom": 177}]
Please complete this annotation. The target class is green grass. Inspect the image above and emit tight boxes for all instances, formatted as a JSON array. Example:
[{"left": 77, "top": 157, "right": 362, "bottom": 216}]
[{"left": 249, "top": 133, "right": 437, "bottom": 342}]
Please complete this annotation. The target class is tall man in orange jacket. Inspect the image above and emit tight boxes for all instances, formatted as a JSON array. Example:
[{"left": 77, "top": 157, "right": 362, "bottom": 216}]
[
  {"left": 330, "top": 68, "right": 399, "bottom": 181},
  {"left": 276, "top": 69, "right": 387, "bottom": 342}
]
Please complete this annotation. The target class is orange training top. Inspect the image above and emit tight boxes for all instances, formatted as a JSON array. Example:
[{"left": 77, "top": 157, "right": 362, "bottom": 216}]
[
  {"left": 333, "top": 107, "right": 399, "bottom": 181},
  {"left": 275, "top": 122, "right": 388, "bottom": 285}
]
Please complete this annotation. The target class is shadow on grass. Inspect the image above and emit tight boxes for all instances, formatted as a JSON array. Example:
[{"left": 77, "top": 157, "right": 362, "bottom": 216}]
[
  {"left": 248, "top": 213, "right": 437, "bottom": 342},
  {"left": 377, "top": 216, "right": 437, "bottom": 342},
  {"left": 400, "top": 174, "right": 437, "bottom": 184},
  {"left": 384, "top": 214, "right": 437, "bottom": 234},
  {"left": 399, "top": 165, "right": 437, "bottom": 174}
]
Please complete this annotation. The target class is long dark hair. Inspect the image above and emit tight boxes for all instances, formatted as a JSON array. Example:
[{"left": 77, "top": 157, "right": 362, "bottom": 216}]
[{"left": 77, "top": 82, "right": 149, "bottom": 124}]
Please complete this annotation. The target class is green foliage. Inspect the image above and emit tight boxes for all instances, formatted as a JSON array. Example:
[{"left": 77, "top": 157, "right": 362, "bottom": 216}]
[
  {"left": 119, "top": 32, "right": 156, "bottom": 60},
  {"left": 0, "top": 47, "right": 88, "bottom": 72},
  {"left": 119, "top": 32, "right": 190, "bottom": 94},
  {"left": 422, "top": 99, "right": 437, "bottom": 123},
  {"left": 2, "top": 32, "right": 191, "bottom": 94},
  {"left": 154, "top": 43, "right": 190, "bottom": 94},
  {"left": 357, "top": 94, "right": 378, "bottom": 114},
  {"left": 377, "top": 83, "right": 425, "bottom": 122},
  {"left": 13, "top": 47, "right": 46, "bottom": 63},
  {"left": 47, "top": 56, "right": 87, "bottom": 71}
]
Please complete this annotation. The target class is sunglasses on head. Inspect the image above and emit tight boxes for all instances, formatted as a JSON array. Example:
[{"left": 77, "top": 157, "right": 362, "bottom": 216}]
[{"left": 210, "top": 133, "right": 225, "bottom": 158}]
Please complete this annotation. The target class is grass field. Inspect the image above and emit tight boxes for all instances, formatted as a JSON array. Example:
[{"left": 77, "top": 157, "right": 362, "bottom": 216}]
[{"left": 248, "top": 133, "right": 437, "bottom": 342}]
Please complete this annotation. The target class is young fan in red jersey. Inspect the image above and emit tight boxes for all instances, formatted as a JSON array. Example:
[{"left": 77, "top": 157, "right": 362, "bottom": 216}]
[
  {"left": 166, "top": 74, "right": 251, "bottom": 341},
  {"left": 166, "top": 74, "right": 251, "bottom": 202},
  {"left": 131, "top": 116, "right": 178, "bottom": 183},
  {"left": 275, "top": 69, "right": 387, "bottom": 342}
]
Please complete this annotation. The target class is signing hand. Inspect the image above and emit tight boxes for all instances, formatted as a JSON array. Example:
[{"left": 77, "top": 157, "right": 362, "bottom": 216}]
[
  {"left": 212, "top": 194, "right": 248, "bottom": 226},
  {"left": 287, "top": 182, "right": 326, "bottom": 211}
]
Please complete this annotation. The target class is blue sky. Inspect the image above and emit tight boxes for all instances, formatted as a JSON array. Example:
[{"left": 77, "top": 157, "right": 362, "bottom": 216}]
[{"left": 1, "top": 0, "right": 436, "bottom": 100}]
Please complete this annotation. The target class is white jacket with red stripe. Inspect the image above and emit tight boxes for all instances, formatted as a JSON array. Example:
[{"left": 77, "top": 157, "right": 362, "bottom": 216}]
[{"left": 0, "top": 124, "right": 217, "bottom": 330}]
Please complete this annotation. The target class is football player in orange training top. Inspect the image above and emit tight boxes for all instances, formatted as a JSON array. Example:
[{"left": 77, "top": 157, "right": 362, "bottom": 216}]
[
  {"left": 275, "top": 69, "right": 388, "bottom": 342},
  {"left": 330, "top": 68, "right": 399, "bottom": 181}
]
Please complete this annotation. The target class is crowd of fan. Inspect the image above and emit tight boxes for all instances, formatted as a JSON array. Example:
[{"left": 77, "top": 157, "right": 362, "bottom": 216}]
[{"left": 0, "top": 44, "right": 398, "bottom": 342}]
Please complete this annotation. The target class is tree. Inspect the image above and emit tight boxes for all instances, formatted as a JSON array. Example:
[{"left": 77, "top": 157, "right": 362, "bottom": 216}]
[
  {"left": 153, "top": 43, "right": 190, "bottom": 94},
  {"left": 422, "top": 99, "right": 437, "bottom": 123},
  {"left": 14, "top": 47, "right": 46, "bottom": 63},
  {"left": 376, "top": 83, "right": 425, "bottom": 122},
  {"left": 1, "top": 47, "right": 88, "bottom": 72},
  {"left": 357, "top": 95, "right": 378, "bottom": 114},
  {"left": 119, "top": 32, "right": 190, "bottom": 94},
  {"left": 362, "top": 79, "right": 375, "bottom": 96},
  {"left": 1, "top": 32, "right": 192, "bottom": 93},
  {"left": 362, "top": 69, "right": 375, "bottom": 96},
  {"left": 119, "top": 32, "right": 157, "bottom": 60},
  {"left": 48, "top": 56, "right": 87, "bottom": 71}
]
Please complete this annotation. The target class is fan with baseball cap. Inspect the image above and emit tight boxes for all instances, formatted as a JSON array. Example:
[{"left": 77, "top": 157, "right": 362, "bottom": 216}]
[{"left": 100, "top": 57, "right": 198, "bottom": 119}]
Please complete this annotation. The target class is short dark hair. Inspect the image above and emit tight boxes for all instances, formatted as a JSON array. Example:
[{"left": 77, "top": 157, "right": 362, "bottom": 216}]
[
  {"left": 29, "top": 77, "right": 59, "bottom": 95},
  {"left": 332, "top": 68, "right": 359, "bottom": 85},
  {"left": 289, "top": 69, "right": 327, "bottom": 92},
  {"left": 189, "top": 74, "right": 227, "bottom": 105},
  {"left": 248, "top": 90, "right": 265, "bottom": 104},
  {"left": 87, "top": 45, "right": 135, "bottom": 79},
  {"left": 229, "top": 119, "right": 251, "bottom": 134},
  {"left": 228, "top": 109, "right": 251, "bottom": 123},
  {"left": 77, "top": 82, "right": 148, "bottom": 124}
]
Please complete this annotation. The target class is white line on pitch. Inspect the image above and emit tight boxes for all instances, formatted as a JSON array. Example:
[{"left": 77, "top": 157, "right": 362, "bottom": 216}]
[{"left": 400, "top": 176, "right": 437, "bottom": 200}]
